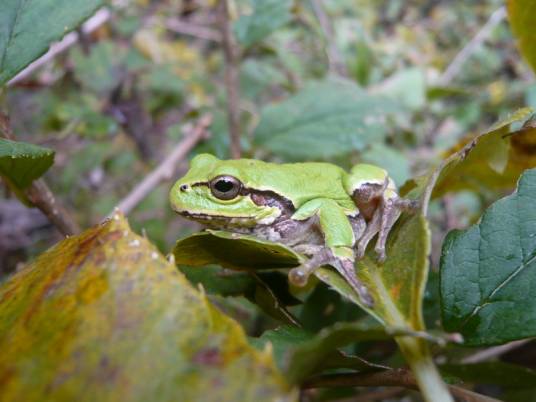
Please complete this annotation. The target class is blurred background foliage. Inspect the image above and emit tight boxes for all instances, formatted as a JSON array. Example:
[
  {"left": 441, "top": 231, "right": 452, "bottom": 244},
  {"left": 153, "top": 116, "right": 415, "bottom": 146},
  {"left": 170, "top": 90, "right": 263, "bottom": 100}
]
[
  {"left": 5, "top": 0, "right": 533, "bottom": 258},
  {"left": 1, "top": 1, "right": 536, "bottom": 399}
]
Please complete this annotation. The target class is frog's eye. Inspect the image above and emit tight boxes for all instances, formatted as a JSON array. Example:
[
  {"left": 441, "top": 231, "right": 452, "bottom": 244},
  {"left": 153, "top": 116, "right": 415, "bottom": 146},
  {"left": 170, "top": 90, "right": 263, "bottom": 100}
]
[{"left": 209, "top": 175, "right": 242, "bottom": 200}]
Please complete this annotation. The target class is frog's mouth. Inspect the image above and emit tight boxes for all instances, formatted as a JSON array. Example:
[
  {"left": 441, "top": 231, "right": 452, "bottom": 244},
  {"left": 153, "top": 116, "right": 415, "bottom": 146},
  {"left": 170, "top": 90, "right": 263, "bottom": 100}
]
[{"left": 173, "top": 209, "right": 260, "bottom": 228}]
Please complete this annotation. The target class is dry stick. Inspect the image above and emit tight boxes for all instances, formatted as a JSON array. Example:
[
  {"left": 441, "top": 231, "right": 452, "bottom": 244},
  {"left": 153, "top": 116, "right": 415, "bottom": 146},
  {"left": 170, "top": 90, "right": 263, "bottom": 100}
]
[
  {"left": 166, "top": 18, "right": 222, "bottom": 42},
  {"left": 219, "top": 0, "right": 242, "bottom": 159},
  {"left": 303, "top": 369, "right": 502, "bottom": 402},
  {"left": 438, "top": 6, "right": 506, "bottom": 86},
  {"left": 110, "top": 114, "right": 212, "bottom": 217},
  {"left": 25, "top": 180, "right": 81, "bottom": 236},
  {"left": 461, "top": 338, "right": 533, "bottom": 364},
  {"left": 311, "top": 0, "right": 348, "bottom": 77},
  {"left": 425, "top": 7, "right": 507, "bottom": 145},
  {"left": 8, "top": 8, "right": 111, "bottom": 86},
  {"left": 0, "top": 114, "right": 80, "bottom": 236}
]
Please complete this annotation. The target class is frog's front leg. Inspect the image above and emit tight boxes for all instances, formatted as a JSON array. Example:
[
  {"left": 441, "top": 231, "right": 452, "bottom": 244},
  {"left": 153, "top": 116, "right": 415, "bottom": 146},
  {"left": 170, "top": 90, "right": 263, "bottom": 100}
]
[
  {"left": 347, "top": 164, "right": 419, "bottom": 262},
  {"left": 354, "top": 178, "right": 418, "bottom": 262},
  {"left": 288, "top": 199, "right": 373, "bottom": 306}
]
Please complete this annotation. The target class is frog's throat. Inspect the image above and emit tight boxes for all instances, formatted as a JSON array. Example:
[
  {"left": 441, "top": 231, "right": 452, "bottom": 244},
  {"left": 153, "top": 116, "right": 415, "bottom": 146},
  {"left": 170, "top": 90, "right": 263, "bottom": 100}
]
[{"left": 175, "top": 210, "right": 276, "bottom": 228}]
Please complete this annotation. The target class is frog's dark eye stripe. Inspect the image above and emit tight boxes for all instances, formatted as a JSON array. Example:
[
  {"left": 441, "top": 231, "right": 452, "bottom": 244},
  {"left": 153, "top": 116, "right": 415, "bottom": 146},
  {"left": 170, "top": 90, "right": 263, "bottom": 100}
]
[{"left": 209, "top": 175, "right": 242, "bottom": 200}]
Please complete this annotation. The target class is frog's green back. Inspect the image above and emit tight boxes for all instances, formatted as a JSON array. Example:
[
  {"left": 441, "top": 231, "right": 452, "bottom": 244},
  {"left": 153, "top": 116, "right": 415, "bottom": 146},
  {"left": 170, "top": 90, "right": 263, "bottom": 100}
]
[{"left": 185, "top": 154, "right": 355, "bottom": 210}]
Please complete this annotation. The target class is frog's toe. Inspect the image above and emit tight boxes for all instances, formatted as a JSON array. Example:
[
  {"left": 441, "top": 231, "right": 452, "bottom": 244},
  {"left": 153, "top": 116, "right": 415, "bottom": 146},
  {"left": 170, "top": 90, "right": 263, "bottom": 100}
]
[
  {"left": 356, "top": 245, "right": 366, "bottom": 260},
  {"left": 375, "top": 246, "right": 387, "bottom": 263},
  {"left": 378, "top": 254, "right": 387, "bottom": 263},
  {"left": 288, "top": 267, "right": 310, "bottom": 287}
]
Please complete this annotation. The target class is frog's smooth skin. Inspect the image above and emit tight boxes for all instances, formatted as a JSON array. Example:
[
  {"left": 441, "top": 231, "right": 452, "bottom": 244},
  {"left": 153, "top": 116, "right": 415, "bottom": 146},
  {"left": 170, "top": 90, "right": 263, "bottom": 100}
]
[{"left": 170, "top": 154, "right": 417, "bottom": 306}]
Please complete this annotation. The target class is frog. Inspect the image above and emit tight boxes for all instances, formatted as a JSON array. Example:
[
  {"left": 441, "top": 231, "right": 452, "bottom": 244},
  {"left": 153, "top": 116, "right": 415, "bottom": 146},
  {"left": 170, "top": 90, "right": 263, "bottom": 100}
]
[{"left": 169, "top": 153, "right": 418, "bottom": 306}]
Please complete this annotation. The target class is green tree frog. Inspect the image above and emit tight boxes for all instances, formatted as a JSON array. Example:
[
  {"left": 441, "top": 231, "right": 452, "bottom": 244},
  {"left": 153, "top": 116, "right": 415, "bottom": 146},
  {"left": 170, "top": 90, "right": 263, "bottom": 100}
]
[{"left": 170, "top": 154, "right": 417, "bottom": 305}]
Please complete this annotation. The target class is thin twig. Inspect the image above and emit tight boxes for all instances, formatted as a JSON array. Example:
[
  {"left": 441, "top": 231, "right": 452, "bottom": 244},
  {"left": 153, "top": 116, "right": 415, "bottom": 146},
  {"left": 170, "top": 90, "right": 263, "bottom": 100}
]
[
  {"left": 438, "top": 6, "right": 506, "bottom": 85},
  {"left": 8, "top": 8, "right": 111, "bottom": 86},
  {"left": 25, "top": 180, "right": 81, "bottom": 236},
  {"left": 110, "top": 114, "right": 212, "bottom": 217},
  {"left": 219, "top": 0, "right": 242, "bottom": 159},
  {"left": 461, "top": 339, "right": 532, "bottom": 364},
  {"left": 0, "top": 113, "right": 80, "bottom": 236},
  {"left": 166, "top": 18, "right": 221, "bottom": 42},
  {"left": 303, "top": 369, "right": 502, "bottom": 402},
  {"left": 311, "top": 0, "right": 347, "bottom": 76}
]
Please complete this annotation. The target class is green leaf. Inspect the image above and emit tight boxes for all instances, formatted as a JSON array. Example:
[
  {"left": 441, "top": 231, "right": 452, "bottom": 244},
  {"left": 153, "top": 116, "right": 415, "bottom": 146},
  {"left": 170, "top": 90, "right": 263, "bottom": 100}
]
[
  {"left": 174, "top": 233, "right": 303, "bottom": 325},
  {"left": 0, "top": 0, "right": 103, "bottom": 85},
  {"left": 253, "top": 79, "right": 399, "bottom": 160},
  {"left": 0, "top": 137, "right": 54, "bottom": 190},
  {"left": 250, "top": 326, "right": 314, "bottom": 371},
  {"left": 440, "top": 168, "right": 536, "bottom": 346},
  {"left": 240, "top": 58, "right": 285, "bottom": 100},
  {"left": 180, "top": 266, "right": 301, "bottom": 325},
  {"left": 508, "top": 0, "right": 536, "bottom": 74},
  {"left": 373, "top": 68, "right": 426, "bottom": 110},
  {"left": 0, "top": 213, "right": 296, "bottom": 402},
  {"left": 299, "top": 284, "right": 364, "bottom": 332},
  {"left": 180, "top": 265, "right": 257, "bottom": 297},
  {"left": 432, "top": 108, "right": 536, "bottom": 197},
  {"left": 71, "top": 40, "right": 127, "bottom": 94},
  {"left": 234, "top": 0, "right": 293, "bottom": 48},
  {"left": 173, "top": 230, "right": 304, "bottom": 270},
  {"left": 440, "top": 362, "right": 536, "bottom": 389},
  {"left": 361, "top": 144, "right": 411, "bottom": 186},
  {"left": 283, "top": 322, "right": 389, "bottom": 384},
  {"left": 251, "top": 324, "right": 388, "bottom": 384}
]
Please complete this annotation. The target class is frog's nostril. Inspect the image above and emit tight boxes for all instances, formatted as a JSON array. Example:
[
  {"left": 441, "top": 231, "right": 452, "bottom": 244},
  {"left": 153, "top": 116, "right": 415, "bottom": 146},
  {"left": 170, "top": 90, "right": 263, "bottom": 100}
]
[{"left": 180, "top": 184, "right": 189, "bottom": 192}]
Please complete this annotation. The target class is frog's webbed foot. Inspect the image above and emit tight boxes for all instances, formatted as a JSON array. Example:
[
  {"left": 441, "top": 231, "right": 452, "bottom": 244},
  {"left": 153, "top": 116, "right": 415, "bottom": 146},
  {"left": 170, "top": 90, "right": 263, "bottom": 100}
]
[
  {"left": 374, "top": 197, "right": 420, "bottom": 262},
  {"left": 356, "top": 189, "right": 420, "bottom": 263},
  {"left": 288, "top": 246, "right": 373, "bottom": 307},
  {"left": 288, "top": 247, "right": 331, "bottom": 287},
  {"left": 332, "top": 257, "right": 373, "bottom": 307}
]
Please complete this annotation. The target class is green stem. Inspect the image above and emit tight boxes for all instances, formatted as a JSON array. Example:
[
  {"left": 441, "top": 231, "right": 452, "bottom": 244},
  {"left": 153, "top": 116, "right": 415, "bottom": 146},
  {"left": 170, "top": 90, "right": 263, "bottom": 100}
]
[{"left": 397, "top": 336, "right": 453, "bottom": 402}]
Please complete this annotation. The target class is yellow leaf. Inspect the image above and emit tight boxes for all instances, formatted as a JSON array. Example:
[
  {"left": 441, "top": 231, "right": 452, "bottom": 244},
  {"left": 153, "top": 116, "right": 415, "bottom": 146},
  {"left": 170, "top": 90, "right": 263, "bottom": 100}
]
[{"left": 0, "top": 213, "right": 295, "bottom": 402}]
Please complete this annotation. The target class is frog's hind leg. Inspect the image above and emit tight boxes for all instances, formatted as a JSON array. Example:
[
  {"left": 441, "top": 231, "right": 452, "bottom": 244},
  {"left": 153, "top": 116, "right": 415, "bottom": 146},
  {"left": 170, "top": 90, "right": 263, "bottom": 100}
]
[
  {"left": 374, "top": 198, "right": 402, "bottom": 262},
  {"left": 288, "top": 246, "right": 373, "bottom": 307},
  {"left": 289, "top": 199, "right": 373, "bottom": 306},
  {"left": 331, "top": 256, "right": 373, "bottom": 307},
  {"left": 375, "top": 196, "right": 420, "bottom": 262},
  {"left": 288, "top": 247, "right": 331, "bottom": 287}
]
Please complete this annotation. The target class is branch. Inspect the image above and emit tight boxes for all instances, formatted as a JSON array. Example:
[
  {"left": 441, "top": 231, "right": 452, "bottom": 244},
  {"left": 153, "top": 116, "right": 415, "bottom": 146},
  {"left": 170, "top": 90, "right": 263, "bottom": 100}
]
[
  {"left": 166, "top": 18, "right": 222, "bottom": 42},
  {"left": 25, "top": 180, "right": 81, "bottom": 236},
  {"left": 461, "top": 339, "right": 532, "bottom": 364},
  {"left": 110, "top": 114, "right": 212, "bottom": 217},
  {"left": 437, "top": 6, "right": 506, "bottom": 85},
  {"left": 8, "top": 8, "right": 111, "bottom": 86},
  {"left": 311, "top": 0, "right": 347, "bottom": 76},
  {"left": 303, "top": 369, "right": 502, "bottom": 402},
  {"left": 0, "top": 113, "right": 80, "bottom": 236},
  {"left": 219, "top": 0, "right": 242, "bottom": 158}
]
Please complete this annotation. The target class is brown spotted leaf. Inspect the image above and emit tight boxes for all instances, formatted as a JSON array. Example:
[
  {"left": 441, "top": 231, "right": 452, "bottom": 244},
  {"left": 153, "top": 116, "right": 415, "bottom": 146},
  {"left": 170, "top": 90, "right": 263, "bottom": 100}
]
[
  {"left": 432, "top": 108, "right": 536, "bottom": 197},
  {"left": 0, "top": 214, "right": 296, "bottom": 402}
]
